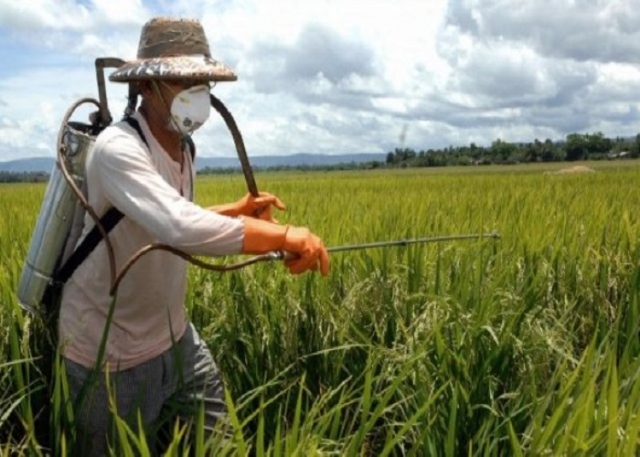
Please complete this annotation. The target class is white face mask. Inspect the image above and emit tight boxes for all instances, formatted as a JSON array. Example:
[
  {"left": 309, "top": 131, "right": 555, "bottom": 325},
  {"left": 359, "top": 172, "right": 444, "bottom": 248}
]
[{"left": 166, "top": 84, "right": 211, "bottom": 135}]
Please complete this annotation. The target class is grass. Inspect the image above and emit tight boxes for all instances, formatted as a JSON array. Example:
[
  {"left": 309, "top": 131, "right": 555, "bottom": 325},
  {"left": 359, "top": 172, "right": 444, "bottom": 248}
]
[{"left": 0, "top": 161, "right": 639, "bottom": 455}]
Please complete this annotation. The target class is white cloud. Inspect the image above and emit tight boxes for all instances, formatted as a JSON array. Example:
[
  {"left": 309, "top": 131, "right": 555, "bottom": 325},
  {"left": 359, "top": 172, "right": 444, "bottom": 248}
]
[
  {"left": 446, "top": 0, "right": 640, "bottom": 64},
  {"left": 0, "top": 0, "right": 146, "bottom": 35},
  {"left": 1, "top": 0, "right": 640, "bottom": 162}
]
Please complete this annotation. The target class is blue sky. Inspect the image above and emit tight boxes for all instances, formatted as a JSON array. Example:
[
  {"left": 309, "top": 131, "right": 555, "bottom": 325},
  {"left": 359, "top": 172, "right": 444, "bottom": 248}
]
[{"left": 1, "top": 0, "right": 640, "bottom": 162}]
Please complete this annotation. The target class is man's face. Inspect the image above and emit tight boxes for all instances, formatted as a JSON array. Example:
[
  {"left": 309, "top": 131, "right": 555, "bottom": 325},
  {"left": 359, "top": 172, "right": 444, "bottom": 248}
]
[{"left": 141, "top": 79, "right": 211, "bottom": 130}]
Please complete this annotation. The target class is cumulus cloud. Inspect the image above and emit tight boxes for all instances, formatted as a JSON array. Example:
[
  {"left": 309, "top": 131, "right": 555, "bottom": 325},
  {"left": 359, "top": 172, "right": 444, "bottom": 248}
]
[
  {"left": 0, "top": 0, "right": 146, "bottom": 31},
  {"left": 430, "top": 0, "right": 640, "bottom": 144},
  {"left": 242, "top": 23, "right": 380, "bottom": 112},
  {"left": 284, "top": 24, "right": 376, "bottom": 84},
  {"left": 446, "top": 0, "right": 640, "bottom": 64},
  {"left": 0, "top": 0, "right": 147, "bottom": 58},
  {"left": 1, "top": 0, "right": 640, "bottom": 162}
]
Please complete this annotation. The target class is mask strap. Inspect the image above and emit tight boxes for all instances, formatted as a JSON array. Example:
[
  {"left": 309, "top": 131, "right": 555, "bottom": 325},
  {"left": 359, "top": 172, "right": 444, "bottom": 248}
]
[{"left": 152, "top": 81, "right": 191, "bottom": 142}]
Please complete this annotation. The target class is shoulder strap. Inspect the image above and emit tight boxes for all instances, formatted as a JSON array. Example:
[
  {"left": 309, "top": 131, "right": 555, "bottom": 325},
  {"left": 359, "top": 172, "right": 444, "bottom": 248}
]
[
  {"left": 123, "top": 116, "right": 151, "bottom": 150},
  {"left": 53, "top": 208, "right": 124, "bottom": 284},
  {"left": 123, "top": 116, "right": 196, "bottom": 160},
  {"left": 186, "top": 136, "right": 196, "bottom": 160}
]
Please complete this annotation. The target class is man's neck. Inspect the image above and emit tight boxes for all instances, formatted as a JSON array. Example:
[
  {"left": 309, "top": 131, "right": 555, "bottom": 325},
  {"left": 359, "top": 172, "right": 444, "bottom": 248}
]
[{"left": 139, "top": 105, "right": 184, "bottom": 165}]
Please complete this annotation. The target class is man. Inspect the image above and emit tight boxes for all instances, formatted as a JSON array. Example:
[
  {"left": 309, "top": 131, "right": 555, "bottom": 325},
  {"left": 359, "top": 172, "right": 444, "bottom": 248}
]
[{"left": 58, "top": 16, "right": 330, "bottom": 455}]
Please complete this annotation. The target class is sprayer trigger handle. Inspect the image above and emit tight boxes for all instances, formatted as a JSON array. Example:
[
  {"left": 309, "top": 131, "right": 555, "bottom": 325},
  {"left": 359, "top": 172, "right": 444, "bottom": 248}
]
[{"left": 270, "top": 250, "right": 298, "bottom": 261}]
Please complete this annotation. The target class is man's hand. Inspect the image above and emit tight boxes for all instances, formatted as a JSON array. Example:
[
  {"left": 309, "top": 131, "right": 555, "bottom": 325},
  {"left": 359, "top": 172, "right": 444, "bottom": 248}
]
[
  {"left": 281, "top": 226, "right": 330, "bottom": 276},
  {"left": 209, "top": 192, "right": 286, "bottom": 223},
  {"left": 241, "top": 217, "right": 330, "bottom": 276}
]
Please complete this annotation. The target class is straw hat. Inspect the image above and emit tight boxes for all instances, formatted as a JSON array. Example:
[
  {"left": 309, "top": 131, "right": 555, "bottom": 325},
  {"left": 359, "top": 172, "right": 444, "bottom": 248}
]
[{"left": 109, "top": 17, "right": 237, "bottom": 83}]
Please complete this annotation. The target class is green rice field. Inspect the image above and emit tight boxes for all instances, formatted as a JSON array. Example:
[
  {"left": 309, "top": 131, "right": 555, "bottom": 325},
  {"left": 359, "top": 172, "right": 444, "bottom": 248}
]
[{"left": 1, "top": 160, "right": 639, "bottom": 455}]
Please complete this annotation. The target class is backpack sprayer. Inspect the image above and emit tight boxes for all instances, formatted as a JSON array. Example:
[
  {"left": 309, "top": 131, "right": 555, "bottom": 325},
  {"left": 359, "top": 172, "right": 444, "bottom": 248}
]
[
  {"left": 17, "top": 58, "right": 127, "bottom": 314},
  {"left": 17, "top": 57, "right": 501, "bottom": 315}
]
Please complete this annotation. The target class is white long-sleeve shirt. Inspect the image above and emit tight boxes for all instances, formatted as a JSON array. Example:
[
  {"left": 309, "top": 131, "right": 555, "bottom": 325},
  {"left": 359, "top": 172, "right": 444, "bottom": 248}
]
[{"left": 58, "top": 111, "right": 244, "bottom": 370}]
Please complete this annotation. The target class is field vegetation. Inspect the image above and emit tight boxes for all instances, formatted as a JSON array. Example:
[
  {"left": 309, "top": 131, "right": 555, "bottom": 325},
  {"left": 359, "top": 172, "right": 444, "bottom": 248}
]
[{"left": 1, "top": 161, "right": 639, "bottom": 455}]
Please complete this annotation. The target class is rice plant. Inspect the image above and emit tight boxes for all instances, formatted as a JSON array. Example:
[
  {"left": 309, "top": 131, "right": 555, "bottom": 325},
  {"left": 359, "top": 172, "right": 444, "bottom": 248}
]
[{"left": 1, "top": 162, "right": 639, "bottom": 455}]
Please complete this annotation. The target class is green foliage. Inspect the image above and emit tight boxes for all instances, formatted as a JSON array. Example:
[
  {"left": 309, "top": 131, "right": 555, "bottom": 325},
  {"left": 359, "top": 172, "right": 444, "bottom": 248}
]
[
  {"left": 1, "top": 163, "right": 640, "bottom": 455},
  {"left": 384, "top": 132, "right": 638, "bottom": 168},
  {"left": 0, "top": 172, "right": 49, "bottom": 184}
]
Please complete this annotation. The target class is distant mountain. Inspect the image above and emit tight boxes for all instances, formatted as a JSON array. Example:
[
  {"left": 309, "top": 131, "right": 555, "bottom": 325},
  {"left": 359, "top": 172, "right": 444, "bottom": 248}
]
[
  {"left": 196, "top": 153, "right": 385, "bottom": 170},
  {"left": 0, "top": 157, "right": 57, "bottom": 173},
  {"left": 0, "top": 153, "right": 386, "bottom": 174}
]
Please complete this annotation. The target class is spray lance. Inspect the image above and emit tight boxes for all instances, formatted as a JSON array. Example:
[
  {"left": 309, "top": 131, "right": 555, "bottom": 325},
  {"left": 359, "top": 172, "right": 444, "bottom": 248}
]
[
  {"left": 107, "top": 92, "right": 501, "bottom": 293},
  {"left": 17, "top": 57, "right": 500, "bottom": 313}
]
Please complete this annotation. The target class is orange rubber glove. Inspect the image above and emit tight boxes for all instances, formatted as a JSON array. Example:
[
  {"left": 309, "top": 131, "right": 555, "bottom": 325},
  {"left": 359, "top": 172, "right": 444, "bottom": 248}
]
[
  {"left": 209, "top": 192, "right": 285, "bottom": 223},
  {"left": 241, "top": 217, "right": 330, "bottom": 276}
]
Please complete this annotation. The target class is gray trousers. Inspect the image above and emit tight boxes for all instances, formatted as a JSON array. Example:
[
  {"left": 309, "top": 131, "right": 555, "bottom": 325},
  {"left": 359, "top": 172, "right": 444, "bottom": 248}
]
[{"left": 64, "top": 322, "right": 227, "bottom": 456}]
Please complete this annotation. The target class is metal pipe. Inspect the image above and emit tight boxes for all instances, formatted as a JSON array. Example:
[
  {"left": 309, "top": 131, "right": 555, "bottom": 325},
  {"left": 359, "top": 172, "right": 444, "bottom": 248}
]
[
  {"left": 55, "top": 98, "right": 118, "bottom": 285},
  {"left": 79, "top": 72, "right": 500, "bottom": 294},
  {"left": 326, "top": 231, "right": 501, "bottom": 253},
  {"left": 109, "top": 94, "right": 502, "bottom": 293},
  {"left": 94, "top": 58, "right": 126, "bottom": 128},
  {"left": 109, "top": 231, "right": 501, "bottom": 294},
  {"left": 209, "top": 93, "right": 259, "bottom": 197}
]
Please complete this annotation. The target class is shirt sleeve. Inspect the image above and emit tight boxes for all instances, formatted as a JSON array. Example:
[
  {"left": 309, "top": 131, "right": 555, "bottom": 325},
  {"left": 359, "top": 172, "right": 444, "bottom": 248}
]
[{"left": 90, "top": 129, "right": 245, "bottom": 257}]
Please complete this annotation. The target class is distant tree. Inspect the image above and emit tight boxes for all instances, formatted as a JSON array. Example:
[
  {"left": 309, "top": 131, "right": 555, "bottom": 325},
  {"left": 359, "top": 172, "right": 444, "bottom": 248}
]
[
  {"left": 386, "top": 152, "right": 395, "bottom": 165},
  {"left": 540, "top": 139, "right": 560, "bottom": 162},
  {"left": 565, "top": 133, "right": 588, "bottom": 161},
  {"left": 523, "top": 143, "right": 538, "bottom": 162},
  {"left": 490, "top": 139, "right": 518, "bottom": 163},
  {"left": 633, "top": 134, "right": 640, "bottom": 158},
  {"left": 585, "top": 132, "right": 611, "bottom": 157}
]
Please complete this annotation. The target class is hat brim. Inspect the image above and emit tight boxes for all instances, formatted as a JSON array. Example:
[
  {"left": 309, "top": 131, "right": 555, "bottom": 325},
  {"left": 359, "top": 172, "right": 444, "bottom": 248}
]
[{"left": 109, "top": 55, "right": 237, "bottom": 82}]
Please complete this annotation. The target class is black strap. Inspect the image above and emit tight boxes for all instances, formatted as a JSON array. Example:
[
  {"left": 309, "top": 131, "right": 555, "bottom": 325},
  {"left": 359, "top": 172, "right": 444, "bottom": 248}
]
[
  {"left": 53, "top": 207, "right": 124, "bottom": 284},
  {"left": 52, "top": 115, "right": 197, "bottom": 286},
  {"left": 123, "top": 116, "right": 151, "bottom": 150},
  {"left": 123, "top": 116, "right": 197, "bottom": 160}
]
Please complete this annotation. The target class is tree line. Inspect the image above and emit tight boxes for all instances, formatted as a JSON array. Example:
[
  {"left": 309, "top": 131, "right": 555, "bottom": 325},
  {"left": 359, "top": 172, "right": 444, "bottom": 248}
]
[
  {"left": 384, "top": 132, "right": 639, "bottom": 167},
  {"left": 200, "top": 131, "right": 639, "bottom": 173},
  {"left": 0, "top": 171, "right": 49, "bottom": 184},
  {"left": 2, "top": 131, "right": 638, "bottom": 183}
]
